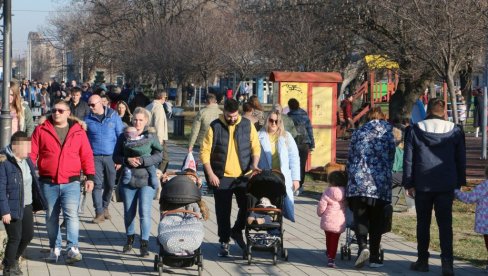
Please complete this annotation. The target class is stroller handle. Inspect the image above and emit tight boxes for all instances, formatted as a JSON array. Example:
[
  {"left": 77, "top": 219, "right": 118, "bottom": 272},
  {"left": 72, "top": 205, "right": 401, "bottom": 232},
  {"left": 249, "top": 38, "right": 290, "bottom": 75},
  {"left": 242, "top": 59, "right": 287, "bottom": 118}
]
[
  {"left": 161, "top": 209, "right": 201, "bottom": 219},
  {"left": 248, "top": 207, "right": 282, "bottom": 213},
  {"left": 166, "top": 171, "right": 198, "bottom": 178}
]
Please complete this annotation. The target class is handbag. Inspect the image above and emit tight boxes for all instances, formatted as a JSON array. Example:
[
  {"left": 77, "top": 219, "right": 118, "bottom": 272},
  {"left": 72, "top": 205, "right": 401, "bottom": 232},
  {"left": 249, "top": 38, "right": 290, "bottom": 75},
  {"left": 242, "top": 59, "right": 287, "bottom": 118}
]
[{"left": 129, "top": 167, "right": 149, "bottom": 188}]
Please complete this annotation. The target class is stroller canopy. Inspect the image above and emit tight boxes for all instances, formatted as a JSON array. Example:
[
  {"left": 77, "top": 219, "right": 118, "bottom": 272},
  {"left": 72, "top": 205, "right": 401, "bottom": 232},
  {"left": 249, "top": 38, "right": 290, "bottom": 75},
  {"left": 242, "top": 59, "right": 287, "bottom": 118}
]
[
  {"left": 162, "top": 175, "right": 201, "bottom": 205},
  {"left": 247, "top": 170, "right": 286, "bottom": 200}
]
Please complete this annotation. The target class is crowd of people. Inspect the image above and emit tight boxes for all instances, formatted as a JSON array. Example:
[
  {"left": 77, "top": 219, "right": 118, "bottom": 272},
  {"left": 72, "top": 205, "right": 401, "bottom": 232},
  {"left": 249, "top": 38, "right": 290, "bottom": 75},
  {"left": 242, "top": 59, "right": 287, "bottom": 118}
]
[
  {"left": 0, "top": 78, "right": 487, "bottom": 276},
  {"left": 0, "top": 78, "right": 317, "bottom": 275}
]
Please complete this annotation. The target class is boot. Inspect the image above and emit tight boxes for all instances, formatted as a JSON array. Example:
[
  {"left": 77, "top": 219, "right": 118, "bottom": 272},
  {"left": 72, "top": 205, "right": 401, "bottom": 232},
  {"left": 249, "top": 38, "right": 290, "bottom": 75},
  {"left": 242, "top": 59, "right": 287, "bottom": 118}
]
[
  {"left": 441, "top": 259, "right": 454, "bottom": 276},
  {"left": 92, "top": 213, "right": 105, "bottom": 224},
  {"left": 122, "top": 235, "right": 135, "bottom": 254},
  {"left": 410, "top": 258, "right": 429, "bottom": 272},
  {"left": 140, "top": 240, "right": 149, "bottom": 257},
  {"left": 3, "top": 262, "right": 23, "bottom": 276}
]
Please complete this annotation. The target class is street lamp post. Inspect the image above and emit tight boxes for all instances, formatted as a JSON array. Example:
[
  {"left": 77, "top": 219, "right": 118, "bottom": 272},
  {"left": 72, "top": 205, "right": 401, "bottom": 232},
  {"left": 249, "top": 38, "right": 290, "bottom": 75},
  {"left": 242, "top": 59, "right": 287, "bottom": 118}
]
[{"left": 0, "top": 0, "right": 12, "bottom": 148}]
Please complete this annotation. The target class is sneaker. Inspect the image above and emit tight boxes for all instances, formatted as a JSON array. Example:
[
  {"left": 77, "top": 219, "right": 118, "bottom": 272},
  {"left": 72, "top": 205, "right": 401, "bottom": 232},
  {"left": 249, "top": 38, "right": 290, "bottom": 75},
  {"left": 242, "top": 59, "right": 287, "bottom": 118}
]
[
  {"left": 66, "top": 247, "right": 83, "bottom": 264},
  {"left": 230, "top": 232, "right": 246, "bottom": 251},
  {"left": 92, "top": 213, "right": 105, "bottom": 224},
  {"left": 354, "top": 248, "right": 370, "bottom": 268},
  {"left": 369, "top": 262, "right": 384, "bottom": 268},
  {"left": 327, "top": 258, "right": 336, "bottom": 268},
  {"left": 218, "top": 242, "right": 230, "bottom": 257},
  {"left": 103, "top": 208, "right": 112, "bottom": 220},
  {"left": 46, "top": 248, "right": 61, "bottom": 263}
]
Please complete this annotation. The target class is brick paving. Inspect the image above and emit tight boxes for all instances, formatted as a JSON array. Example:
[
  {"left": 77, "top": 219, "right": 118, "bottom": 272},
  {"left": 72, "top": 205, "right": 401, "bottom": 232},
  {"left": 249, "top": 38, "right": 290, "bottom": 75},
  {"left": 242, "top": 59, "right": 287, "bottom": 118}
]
[{"left": 18, "top": 141, "right": 486, "bottom": 275}]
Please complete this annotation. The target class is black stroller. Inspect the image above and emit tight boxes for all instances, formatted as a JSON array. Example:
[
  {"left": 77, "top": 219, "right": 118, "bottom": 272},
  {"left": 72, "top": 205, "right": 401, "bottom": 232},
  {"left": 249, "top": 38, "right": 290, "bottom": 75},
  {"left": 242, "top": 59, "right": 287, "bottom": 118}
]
[
  {"left": 153, "top": 172, "right": 204, "bottom": 276},
  {"left": 244, "top": 170, "right": 289, "bottom": 265}
]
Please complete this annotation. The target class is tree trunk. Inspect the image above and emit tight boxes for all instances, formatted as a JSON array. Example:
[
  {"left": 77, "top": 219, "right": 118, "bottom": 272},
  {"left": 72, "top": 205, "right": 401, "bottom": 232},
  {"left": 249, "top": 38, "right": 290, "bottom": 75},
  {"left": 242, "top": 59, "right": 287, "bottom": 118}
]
[
  {"left": 446, "top": 74, "right": 458, "bottom": 123},
  {"left": 389, "top": 75, "right": 430, "bottom": 124},
  {"left": 176, "top": 82, "right": 183, "bottom": 107}
]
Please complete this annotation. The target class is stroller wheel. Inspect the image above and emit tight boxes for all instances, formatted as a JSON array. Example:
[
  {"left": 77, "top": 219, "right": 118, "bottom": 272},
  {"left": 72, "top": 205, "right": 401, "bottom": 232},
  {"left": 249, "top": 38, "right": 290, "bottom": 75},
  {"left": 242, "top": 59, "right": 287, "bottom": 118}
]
[
  {"left": 153, "top": 254, "right": 159, "bottom": 272},
  {"left": 158, "top": 255, "right": 164, "bottom": 276},
  {"left": 347, "top": 248, "right": 352, "bottom": 260},
  {"left": 247, "top": 252, "right": 252, "bottom": 265},
  {"left": 198, "top": 264, "right": 203, "bottom": 276},
  {"left": 281, "top": 248, "right": 288, "bottom": 261},
  {"left": 340, "top": 246, "right": 344, "bottom": 260},
  {"left": 273, "top": 253, "right": 278, "bottom": 265},
  {"left": 380, "top": 248, "right": 385, "bottom": 262}
]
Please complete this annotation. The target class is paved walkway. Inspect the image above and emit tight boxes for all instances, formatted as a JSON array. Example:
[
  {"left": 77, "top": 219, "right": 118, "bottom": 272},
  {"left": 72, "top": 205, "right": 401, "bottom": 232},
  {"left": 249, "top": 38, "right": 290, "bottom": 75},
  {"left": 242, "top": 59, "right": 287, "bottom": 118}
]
[{"left": 20, "top": 142, "right": 486, "bottom": 275}]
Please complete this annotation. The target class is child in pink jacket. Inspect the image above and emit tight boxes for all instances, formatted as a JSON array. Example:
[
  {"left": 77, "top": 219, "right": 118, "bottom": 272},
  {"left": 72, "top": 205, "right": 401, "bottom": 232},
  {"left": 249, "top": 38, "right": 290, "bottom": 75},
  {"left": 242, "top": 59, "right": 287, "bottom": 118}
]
[
  {"left": 454, "top": 167, "right": 488, "bottom": 271},
  {"left": 317, "top": 171, "right": 347, "bottom": 268}
]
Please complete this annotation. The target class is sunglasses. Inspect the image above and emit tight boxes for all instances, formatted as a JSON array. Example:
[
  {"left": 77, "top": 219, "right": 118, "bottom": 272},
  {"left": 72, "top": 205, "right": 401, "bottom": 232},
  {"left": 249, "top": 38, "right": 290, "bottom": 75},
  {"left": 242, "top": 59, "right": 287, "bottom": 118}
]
[
  {"left": 268, "top": 118, "right": 279, "bottom": 124},
  {"left": 82, "top": 86, "right": 88, "bottom": 88},
  {"left": 88, "top": 101, "right": 99, "bottom": 108},
  {"left": 51, "top": 108, "right": 68, "bottom": 114}
]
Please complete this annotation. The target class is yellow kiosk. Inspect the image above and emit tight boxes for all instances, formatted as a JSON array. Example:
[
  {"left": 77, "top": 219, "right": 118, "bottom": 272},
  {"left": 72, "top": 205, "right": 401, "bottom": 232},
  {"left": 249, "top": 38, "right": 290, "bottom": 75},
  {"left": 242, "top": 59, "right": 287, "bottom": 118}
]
[{"left": 270, "top": 71, "right": 342, "bottom": 170}]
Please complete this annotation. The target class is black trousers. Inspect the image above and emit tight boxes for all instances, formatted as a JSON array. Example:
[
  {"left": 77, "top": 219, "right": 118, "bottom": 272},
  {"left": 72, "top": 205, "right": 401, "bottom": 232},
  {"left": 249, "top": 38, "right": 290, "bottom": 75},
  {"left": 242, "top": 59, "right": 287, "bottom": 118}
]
[
  {"left": 158, "top": 141, "right": 169, "bottom": 173},
  {"left": 296, "top": 144, "right": 310, "bottom": 187},
  {"left": 415, "top": 191, "right": 454, "bottom": 261},
  {"left": 348, "top": 197, "right": 385, "bottom": 261},
  {"left": 213, "top": 177, "right": 247, "bottom": 243},
  {"left": 3, "top": 204, "right": 34, "bottom": 268}
]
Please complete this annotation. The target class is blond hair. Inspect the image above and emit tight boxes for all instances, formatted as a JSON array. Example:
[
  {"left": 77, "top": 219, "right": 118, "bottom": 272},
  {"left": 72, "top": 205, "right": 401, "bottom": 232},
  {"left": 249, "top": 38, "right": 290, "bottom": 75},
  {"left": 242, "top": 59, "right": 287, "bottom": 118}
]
[{"left": 264, "top": 109, "right": 287, "bottom": 138}]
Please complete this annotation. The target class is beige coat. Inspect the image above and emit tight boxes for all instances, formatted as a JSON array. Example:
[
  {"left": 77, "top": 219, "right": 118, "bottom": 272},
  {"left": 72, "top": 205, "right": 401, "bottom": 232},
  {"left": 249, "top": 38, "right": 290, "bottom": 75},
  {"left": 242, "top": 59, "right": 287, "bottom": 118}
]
[
  {"left": 146, "top": 100, "right": 168, "bottom": 143},
  {"left": 188, "top": 104, "right": 222, "bottom": 148}
]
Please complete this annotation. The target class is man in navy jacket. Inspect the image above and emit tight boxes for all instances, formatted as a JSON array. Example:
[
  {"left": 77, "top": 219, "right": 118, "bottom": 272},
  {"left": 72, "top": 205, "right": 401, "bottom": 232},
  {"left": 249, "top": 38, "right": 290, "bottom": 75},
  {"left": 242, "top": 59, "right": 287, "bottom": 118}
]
[
  {"left": 403, "top": 98, "right": 466, "bottom": 276},
  {"left": 85, "top": 95, "right": 124, "bottom": 223}
]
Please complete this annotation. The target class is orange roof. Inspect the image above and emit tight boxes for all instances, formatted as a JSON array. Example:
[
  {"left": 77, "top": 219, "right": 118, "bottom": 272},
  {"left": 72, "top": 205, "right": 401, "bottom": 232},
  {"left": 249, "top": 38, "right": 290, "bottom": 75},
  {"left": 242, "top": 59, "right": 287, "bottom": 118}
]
[{"left": 269, "top": 71, "right": 342, "bottom": 83}]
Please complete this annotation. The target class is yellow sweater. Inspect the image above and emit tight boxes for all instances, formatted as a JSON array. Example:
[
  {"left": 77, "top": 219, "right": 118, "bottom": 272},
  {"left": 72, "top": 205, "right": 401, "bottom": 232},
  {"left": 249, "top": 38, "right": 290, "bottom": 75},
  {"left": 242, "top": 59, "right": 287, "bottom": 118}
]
[{"left": 200, "top": 115, "right": 261, "bottom": 177}]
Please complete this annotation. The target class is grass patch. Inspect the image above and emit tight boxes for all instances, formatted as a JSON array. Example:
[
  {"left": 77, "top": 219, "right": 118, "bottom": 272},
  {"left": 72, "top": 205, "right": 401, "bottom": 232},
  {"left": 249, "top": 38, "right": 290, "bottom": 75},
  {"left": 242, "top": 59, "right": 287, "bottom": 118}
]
[{"left": 392, "top": 200, "right": 486, "bottom": 267}]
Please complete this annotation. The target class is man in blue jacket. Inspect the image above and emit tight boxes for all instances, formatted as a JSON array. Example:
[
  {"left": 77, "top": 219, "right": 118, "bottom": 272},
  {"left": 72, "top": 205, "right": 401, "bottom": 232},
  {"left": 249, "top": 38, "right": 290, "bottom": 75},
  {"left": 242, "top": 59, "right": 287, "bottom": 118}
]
[
  {"left": 287, "top": 98, "right": 315, "bottom": 196},
  {"left": 85, "top": 95, "right": 124, "bottom": 223},
  {"left": 403, "top": 98, "right": 466, "bottom": 276}
]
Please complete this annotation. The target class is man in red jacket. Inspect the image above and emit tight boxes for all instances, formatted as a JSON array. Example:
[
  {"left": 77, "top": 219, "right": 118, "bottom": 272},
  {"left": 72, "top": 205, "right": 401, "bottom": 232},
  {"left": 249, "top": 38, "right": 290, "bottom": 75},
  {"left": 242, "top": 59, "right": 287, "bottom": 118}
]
[{"left": 30, "top": 100, "right": 95, "bottom": 264}]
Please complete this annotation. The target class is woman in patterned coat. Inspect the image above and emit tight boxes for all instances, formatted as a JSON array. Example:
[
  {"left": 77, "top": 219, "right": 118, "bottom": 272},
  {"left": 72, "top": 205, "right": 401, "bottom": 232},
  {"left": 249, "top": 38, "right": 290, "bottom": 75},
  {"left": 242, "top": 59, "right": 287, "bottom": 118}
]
[{"left": 346, "top": 107, "right": 395, "bottom": 268}]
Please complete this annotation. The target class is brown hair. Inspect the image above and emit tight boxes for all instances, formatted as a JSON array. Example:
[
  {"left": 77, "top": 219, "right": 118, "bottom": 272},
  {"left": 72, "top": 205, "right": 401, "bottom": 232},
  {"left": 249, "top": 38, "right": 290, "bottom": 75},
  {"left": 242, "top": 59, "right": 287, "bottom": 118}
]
[
  {"left": 427, "top": 98, "right": 445, "bottom": 117},
  {"left": 248, "top": 95, "right": 263, "bottom": 111},
  {"left": 366, "top": 106, "right": 386, "bottom": 121},
  {"left": 392, "top": 127, "right": 404, "bottom": 149},
  {"left": 327, "top": 171, "right": 347, "bottom": 187},
  {"left": 10, "top": 81, "right": 23, "bottom": 116}
]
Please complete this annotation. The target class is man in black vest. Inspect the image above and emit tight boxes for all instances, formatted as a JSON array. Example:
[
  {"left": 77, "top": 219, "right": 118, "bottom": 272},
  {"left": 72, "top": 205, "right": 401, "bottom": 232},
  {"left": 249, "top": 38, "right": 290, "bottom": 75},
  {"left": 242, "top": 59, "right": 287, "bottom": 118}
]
[{"left": 200, "top": 99, "right": 261, "bottom": 257}]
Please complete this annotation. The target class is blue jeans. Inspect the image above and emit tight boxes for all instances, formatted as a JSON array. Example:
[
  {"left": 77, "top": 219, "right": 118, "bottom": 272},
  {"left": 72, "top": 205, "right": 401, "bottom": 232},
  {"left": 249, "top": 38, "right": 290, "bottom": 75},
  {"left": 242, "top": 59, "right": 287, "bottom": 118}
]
[
  {"left": 42, "top": 181, "right": 81, "bottom": 249},
  {"left": 120, "top": 181, "right": 156, "bottom": 241},
  {"left": 93, "top": 155, "right": 116, "bottom": 215},
  {"left": 121, "top": 165, "right": 159, "bottom": 189}
]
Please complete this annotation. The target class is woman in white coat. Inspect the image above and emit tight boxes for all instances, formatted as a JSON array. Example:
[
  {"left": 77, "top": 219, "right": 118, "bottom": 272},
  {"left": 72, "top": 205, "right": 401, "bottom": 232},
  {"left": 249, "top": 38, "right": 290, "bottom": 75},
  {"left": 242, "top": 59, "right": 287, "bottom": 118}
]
[{"left": 257, "top": 109, "right": 300, "bottom": 222}]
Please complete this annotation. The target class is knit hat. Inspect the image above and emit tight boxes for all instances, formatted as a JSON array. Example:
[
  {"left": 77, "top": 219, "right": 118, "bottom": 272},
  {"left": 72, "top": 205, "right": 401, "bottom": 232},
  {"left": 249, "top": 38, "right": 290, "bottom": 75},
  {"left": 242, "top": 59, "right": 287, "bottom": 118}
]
[{"left": 256, "top": 197, "right": 276, "bottom": 208}]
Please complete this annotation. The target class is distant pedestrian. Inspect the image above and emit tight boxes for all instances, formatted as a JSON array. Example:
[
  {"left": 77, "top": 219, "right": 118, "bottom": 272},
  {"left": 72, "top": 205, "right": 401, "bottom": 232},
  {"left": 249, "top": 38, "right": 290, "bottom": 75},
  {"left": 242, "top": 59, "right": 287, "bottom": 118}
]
[
  {"left": 116, "top": 100, "right": 133, "bottom": 126},
  {"left": 0, "top": 132, "right": 47, "bottom": 276},
  {"left": 287, "top": 98, "right": 315, "bottom": 196},
  {"left": 454, "top": 166, "right": 488, "bottom": 272},
  {"left": 69, "top": 87, "right": 90, "bottom": 121},
  {"left": 6, "top": 81, "right": 35, "bottom": 136},
  {"left": 316, "top": 171, "right": 347, "bottom": 268},
  {"left": 146, "top": 90, "right": 169, "bottom": 173},
  {"left": 30, "top": 99, "right": 95, "bottom": 264},
  {"left": 341, "top": 94, "right": 354, "bottom": 130},
  {"left": 403, "top": 98, "right": 466, "bottom": 276},
  {"left": 188, "top": 92, "right": 222, "bottom": 153},
  {"left": 248, "top": 95, "right": 265, "bottom": 130}
]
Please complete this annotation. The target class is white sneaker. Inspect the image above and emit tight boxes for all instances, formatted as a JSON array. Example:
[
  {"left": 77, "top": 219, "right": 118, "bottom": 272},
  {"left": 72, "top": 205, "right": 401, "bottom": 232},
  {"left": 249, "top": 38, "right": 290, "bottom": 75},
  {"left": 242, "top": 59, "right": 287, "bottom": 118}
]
[
  {"left": 47, "top": 248, "right": 61, "bottom": 262},
  {"left": 66, "top": 247, "right": 83, "bottom": 264},
  {"left": 354, "top": 248, "right": 370, "bottom": 268}
]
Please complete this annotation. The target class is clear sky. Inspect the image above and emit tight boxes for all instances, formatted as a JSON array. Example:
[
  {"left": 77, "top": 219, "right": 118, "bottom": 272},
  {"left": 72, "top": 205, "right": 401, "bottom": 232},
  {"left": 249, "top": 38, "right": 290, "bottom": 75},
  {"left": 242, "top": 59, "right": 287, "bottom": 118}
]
[{"left": 12, "top": 0, "right": 58, "bottom": 58}]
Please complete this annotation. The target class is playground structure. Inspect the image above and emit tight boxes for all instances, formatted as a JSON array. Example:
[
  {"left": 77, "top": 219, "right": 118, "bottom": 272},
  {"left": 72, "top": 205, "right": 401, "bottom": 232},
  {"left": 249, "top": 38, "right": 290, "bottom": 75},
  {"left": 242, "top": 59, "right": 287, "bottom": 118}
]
[
  {"left": 270, "top": 71, "right": 342, "bottom": 170},
  {"left": 339, "top": 55, "right": 399, "bottom": 137}
]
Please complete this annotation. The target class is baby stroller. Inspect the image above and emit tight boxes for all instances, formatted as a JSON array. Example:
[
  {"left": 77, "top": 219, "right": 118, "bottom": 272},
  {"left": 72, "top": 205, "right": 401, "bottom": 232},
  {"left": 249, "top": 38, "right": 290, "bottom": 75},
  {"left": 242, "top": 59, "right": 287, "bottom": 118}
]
[
  {"left": 244, "top": 170, "right": 289, "bottom": 265},
  {"left": 340, "top": 203, "right": 392, "bottom": 261},
  {"left": 153, "top": 172, "right": 204, "bottom": 276}
]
